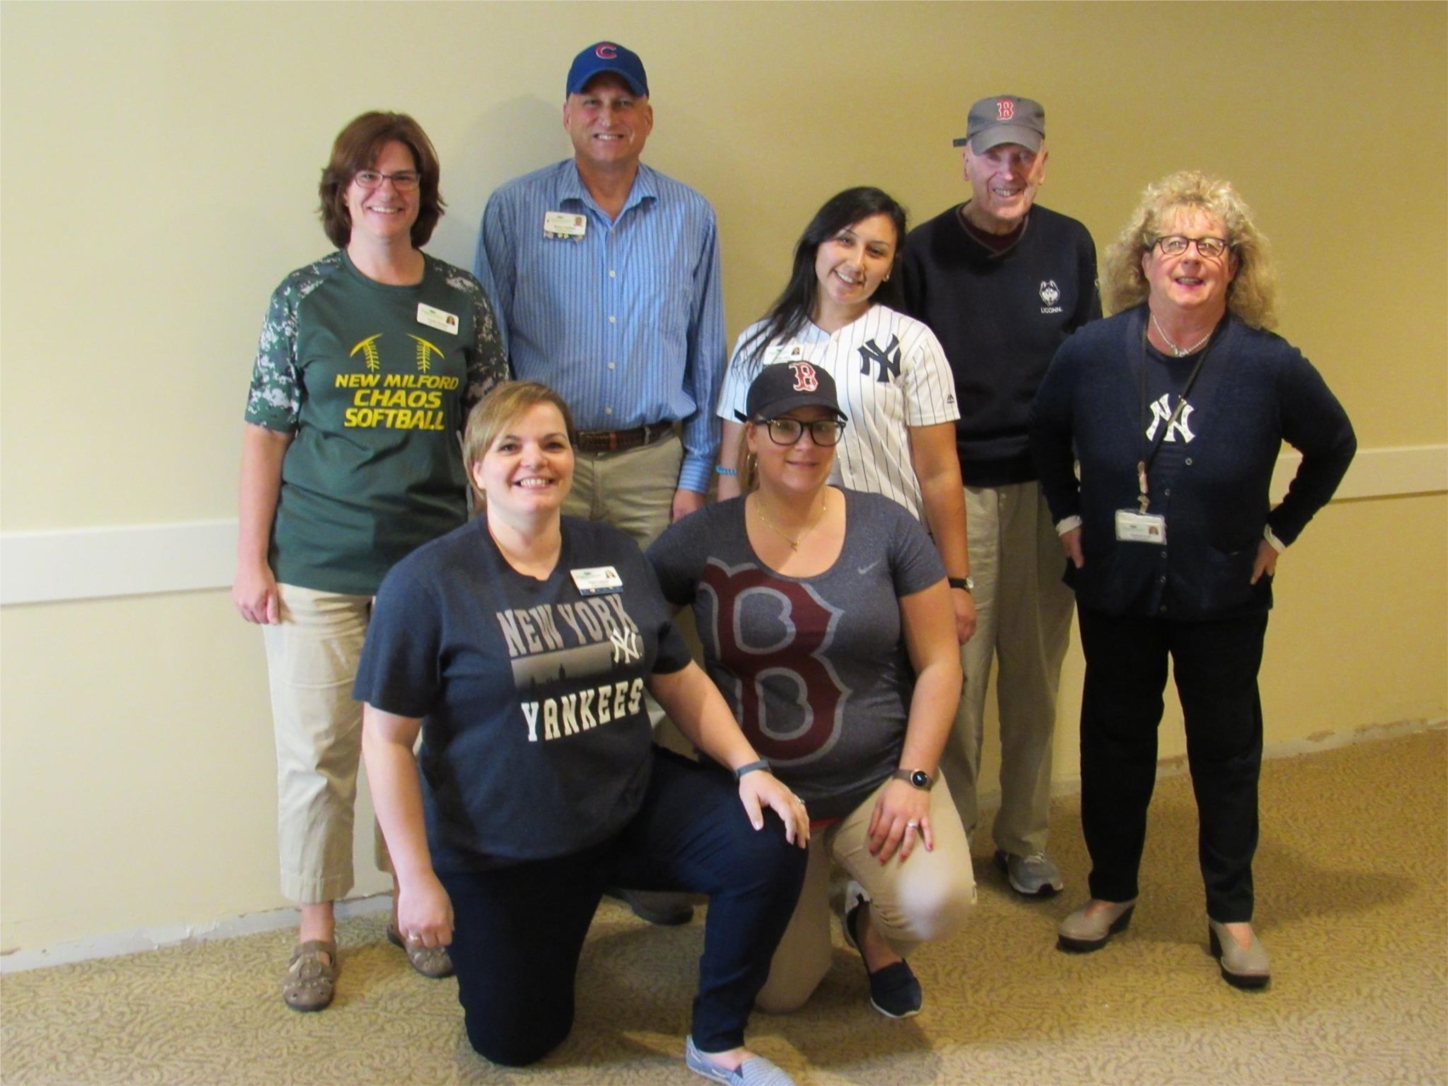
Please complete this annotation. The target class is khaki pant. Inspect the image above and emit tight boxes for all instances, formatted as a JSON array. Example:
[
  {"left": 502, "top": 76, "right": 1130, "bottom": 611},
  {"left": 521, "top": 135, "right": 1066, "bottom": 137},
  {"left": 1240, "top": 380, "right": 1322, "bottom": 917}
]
[
  {"left": 563, "top": 431, "right": 683, "bottom": 549},
  {"left": 941, "top": 482, "right": 1075, "bottom": 857},
  {"left": 263, "top": 583, "right": 389, "bottom": 904},
  {"left": 755, "top": 774, "right": 975, "bottom": 1013}
]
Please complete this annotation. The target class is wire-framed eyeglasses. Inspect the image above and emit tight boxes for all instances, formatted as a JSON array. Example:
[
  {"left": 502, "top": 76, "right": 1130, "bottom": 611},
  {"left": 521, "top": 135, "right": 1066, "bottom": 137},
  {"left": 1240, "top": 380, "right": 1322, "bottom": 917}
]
[
  {"left": 353, "top": 170, "right": 422, "bottom": 192},
  {"left": 1152, "top": 235, "right": 1231, "bottom": 260}
]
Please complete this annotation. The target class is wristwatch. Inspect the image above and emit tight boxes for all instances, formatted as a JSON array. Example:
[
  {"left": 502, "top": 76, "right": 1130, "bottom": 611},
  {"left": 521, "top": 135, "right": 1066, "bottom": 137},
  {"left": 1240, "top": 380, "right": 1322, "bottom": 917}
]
[
  {"left": 947, "top": 576, "right": 975, "bottom": 592},
  {"left": 891, "top": 768, "right": 934, "bottom": 791}
]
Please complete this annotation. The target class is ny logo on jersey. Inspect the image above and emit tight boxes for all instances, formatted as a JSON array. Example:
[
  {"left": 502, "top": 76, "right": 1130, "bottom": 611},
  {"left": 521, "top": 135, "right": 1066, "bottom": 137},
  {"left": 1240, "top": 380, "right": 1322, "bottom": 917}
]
[
  {"left": 610, "top": 628, "right": 641, "bottom": 665},
  {"left": 1146, "top": 394, "right": 1196, "bottom": 443},
  {"left": 857, "top": 335, "right": 901, "bottom": 385}
]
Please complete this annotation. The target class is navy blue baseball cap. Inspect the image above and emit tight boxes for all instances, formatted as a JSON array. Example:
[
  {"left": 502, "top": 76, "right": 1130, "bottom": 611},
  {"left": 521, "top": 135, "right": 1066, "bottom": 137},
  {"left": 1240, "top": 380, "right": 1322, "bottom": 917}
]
[
  {"left": 566, "top": 41, "right": 649, "bottom": 97},
  {"left": 744, "top": 363, "right": 847, "bottom": 422}
]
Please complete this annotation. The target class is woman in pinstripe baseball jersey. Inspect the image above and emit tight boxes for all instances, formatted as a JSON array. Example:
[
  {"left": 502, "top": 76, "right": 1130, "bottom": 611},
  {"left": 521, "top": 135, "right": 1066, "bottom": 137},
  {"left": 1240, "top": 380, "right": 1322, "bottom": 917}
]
[{"left": 715, "top": 187, "right": 976, "bottom": 644}]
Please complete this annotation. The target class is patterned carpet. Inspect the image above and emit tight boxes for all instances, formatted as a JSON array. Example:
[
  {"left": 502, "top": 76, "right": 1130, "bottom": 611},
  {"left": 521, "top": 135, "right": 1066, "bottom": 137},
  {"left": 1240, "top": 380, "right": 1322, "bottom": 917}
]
[{"left": 3, "top": 730, "right": 1444, "bottom": 1085}]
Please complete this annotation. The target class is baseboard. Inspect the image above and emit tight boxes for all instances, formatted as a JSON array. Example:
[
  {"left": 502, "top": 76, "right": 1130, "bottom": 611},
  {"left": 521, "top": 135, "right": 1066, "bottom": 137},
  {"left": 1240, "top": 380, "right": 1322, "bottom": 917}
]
[
  {"left": 4, "top": 716, "right": 1441, "bottom": 974},
  {"left": 2, "top": 445, "right": 1443, "bottom": 606}
]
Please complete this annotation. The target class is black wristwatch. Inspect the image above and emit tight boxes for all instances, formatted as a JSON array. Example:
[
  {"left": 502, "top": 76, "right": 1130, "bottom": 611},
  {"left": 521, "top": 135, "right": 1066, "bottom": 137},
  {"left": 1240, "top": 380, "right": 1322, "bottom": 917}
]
[
  {"left": 892, "top": 768, "right": 934, "bottom": 791},
  {"left": 947, "top": 576, "right": 975, "bottom": 592}
]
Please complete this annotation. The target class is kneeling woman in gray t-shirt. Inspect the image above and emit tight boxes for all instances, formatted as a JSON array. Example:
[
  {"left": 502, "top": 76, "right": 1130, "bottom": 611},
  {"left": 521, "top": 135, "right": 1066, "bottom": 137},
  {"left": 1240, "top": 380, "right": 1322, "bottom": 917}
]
[{"left": 649, "top": 364, "right": 975, "bottom": 1019}]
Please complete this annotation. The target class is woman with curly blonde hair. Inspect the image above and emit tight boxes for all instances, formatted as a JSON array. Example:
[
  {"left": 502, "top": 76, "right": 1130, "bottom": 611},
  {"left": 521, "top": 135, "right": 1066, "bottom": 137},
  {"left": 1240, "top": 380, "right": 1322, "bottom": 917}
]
[{"left": 1030, "top": 171, "right": 1355, "bottom": 989}]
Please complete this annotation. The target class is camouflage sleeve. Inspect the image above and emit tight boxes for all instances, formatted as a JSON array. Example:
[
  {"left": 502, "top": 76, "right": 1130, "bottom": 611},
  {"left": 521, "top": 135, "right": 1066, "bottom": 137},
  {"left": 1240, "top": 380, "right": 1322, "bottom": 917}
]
[
  {"left": 450, "top": 266, "right": 508, "bottom": 413},
  {"left": 243, "top": 278, "right": 304, "bottom": 432}
]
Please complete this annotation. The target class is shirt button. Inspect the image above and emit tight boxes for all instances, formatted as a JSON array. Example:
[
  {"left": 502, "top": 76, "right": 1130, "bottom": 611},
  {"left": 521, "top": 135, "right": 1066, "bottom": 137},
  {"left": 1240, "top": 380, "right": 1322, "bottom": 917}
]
[
  {"left": 608, "top": 315, "right": 617, "bottom": 324},
  {"left": 1158, "top": 574, "right": 1168, "bottom": 584},
  {"left": 609, "top": 270, "right": 617, "bottom": 278},
  {"left": 1184, "top": 457, "right": 1193, "bottom": 466},
  {"left": 1164, "top": 487, "right": 1172, "bottom": 497},
  {"left": 605, "top": 407, "right": 614, "bottom": 416},
  {"left": 607, "top": 362, "right": 616, "bottom": 370}
]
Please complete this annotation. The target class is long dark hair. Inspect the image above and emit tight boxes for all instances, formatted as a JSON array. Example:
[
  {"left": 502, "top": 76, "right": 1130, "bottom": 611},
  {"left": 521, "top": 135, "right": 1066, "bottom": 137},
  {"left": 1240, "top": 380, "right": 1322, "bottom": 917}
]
[{"left": 737, "top": 186, "right": 908, "bottom": 374}]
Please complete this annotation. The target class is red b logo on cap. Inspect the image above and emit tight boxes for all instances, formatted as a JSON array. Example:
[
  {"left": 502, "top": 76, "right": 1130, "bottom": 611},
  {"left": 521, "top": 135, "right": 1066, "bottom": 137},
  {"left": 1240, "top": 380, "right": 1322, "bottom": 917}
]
[
  {"left": 997, "top": 99, "right": 1015, "bottom": 120},
  {"left": 789, "top": 362, "right": 819, "bottom": 392},
  {"left": 596, "top": 43, "right": 617, "bottom": 59}
]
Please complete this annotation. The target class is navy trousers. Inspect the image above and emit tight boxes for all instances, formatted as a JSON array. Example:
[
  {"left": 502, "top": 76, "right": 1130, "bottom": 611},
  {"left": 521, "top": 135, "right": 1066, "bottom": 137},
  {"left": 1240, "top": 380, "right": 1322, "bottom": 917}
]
[
  {"left": 1077, "top": 608, "right": 1268, "bottom": 923},
  {"left": 439, "top": 748, "right": 808, "bottom": 1066}
]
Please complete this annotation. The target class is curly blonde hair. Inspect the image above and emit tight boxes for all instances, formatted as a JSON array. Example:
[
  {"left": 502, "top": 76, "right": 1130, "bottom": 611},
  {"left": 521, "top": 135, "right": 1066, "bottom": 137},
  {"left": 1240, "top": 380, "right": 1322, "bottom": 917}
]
[{"left": 1102, "top": 170, "right": 1278, "bottom": 330}]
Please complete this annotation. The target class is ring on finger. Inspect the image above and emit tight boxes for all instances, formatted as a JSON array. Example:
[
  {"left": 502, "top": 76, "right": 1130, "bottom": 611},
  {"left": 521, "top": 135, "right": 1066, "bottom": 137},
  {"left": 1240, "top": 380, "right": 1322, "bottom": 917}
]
[{"left": 906, "top": 821, "right": 919, "bottom": 830}]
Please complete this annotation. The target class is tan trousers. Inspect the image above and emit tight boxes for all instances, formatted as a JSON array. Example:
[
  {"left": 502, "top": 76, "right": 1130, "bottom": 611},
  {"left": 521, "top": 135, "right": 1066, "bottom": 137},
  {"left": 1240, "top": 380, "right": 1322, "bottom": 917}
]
[
  {"left": 755, "top": 775, "right": 975, "bottom": 1013},
  {"left": 263, "top": 583, "right": 389, "bottom": 904},
  {"left": 563, "top": 431, "right": 683, "bottom": 549},
  {"left": 941, "top": 482, "right": 1075, "bottom": 857}
]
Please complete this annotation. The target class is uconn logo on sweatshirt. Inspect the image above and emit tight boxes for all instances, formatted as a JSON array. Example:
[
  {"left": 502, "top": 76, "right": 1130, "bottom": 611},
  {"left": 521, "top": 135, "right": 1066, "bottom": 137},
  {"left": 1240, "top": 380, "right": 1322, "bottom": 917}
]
[{"left": 1038, "top": 280, "right": 1063, "bottom": 315}]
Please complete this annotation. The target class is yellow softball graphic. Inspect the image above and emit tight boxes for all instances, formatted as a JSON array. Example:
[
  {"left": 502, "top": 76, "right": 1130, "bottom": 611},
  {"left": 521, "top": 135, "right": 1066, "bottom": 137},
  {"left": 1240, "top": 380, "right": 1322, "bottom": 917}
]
[
  {"left": 408, "top": 334, "right": 444, "bottom": 373},
  {"left": 350, "top": 334, "right": 384, "bottom": 372}
]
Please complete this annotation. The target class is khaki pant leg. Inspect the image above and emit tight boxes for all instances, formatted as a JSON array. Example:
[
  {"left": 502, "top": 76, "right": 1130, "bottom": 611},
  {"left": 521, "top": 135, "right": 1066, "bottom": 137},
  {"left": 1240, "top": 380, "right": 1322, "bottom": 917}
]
[
  {"left": 941, "top": 485, "right": 1001, "bottom": 842},
  {"left": 754, "top": 832, "right": 834, "bottom": 1014},
  {"left": 263, "top": 584, "right": 370, "bottom": 904},
  {"left": 830, "top": 775, "right": 976, "bottom": 959},
  {"left": 991, "top": 482, "right": 1075, "bottom": 856}
]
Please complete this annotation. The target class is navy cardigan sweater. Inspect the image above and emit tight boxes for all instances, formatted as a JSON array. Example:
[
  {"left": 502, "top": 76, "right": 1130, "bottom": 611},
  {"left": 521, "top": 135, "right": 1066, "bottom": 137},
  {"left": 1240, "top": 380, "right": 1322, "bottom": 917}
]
[{"left": 1030, "top": 306, "right": 1356, "bottom": 620}]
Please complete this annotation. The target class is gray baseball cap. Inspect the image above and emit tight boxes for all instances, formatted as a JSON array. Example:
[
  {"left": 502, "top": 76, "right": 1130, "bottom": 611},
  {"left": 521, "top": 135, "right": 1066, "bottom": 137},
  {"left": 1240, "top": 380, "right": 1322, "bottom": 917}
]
[{"left": 952, "top": 95, "right": 1045, "bottom": 152}]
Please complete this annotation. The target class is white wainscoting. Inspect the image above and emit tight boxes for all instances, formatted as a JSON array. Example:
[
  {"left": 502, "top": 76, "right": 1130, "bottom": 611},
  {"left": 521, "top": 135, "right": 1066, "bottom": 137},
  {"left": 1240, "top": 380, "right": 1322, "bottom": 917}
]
[{"left": 2, "top": 445, "right": 1444, "bottom": 607}]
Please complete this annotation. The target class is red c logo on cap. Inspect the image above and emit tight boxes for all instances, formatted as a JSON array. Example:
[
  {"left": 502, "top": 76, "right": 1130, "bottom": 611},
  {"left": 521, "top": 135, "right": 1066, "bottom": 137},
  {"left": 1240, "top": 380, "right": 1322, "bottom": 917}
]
[
  {"left": 789, "top": 362, "right": 819, "bottom": 392},
  {"left": 997, "top": 99, "right": 1015, "bottom": 120},
  {"left": 596, "top": 44, "right": 617, "bottom": 59}
]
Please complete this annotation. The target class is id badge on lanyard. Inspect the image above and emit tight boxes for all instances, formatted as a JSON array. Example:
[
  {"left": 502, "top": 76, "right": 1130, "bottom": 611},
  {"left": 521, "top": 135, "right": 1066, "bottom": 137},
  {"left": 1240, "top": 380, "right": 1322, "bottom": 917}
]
[{"left": 1118, "top": 317, "right": 1215, "bottom": 545}]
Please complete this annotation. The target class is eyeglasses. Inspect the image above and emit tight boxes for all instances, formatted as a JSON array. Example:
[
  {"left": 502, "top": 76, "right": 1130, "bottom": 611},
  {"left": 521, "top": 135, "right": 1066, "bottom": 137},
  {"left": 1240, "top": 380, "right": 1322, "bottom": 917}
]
[
  {"left": 353, "top": 170, "right": 421, "bottom": 192},
  {"left": 1153, "top": 235, "right": 1231, "bottom": 260},
  {"left": 760, "top": 417, "right": 845, "bottom": 447}
]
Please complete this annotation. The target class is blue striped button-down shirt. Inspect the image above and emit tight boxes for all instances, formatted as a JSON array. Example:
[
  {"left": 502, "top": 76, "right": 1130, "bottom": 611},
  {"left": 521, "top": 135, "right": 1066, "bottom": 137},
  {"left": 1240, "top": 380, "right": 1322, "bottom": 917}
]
[{"left": 474, "top": 160, "right": 725, "bottom": 494}]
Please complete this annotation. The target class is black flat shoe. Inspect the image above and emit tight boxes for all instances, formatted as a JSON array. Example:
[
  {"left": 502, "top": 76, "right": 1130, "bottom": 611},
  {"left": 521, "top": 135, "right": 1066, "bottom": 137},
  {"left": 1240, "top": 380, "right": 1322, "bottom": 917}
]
[{"left": 845, "top": 889, "right": 922, "bottom": 1018}]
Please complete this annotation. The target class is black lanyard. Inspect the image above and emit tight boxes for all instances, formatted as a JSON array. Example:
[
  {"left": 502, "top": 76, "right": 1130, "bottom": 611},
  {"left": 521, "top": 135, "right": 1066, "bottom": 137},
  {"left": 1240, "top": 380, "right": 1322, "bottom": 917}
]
[{"left": 1135, "top": 318, "right": 1219, "bottom": 513}]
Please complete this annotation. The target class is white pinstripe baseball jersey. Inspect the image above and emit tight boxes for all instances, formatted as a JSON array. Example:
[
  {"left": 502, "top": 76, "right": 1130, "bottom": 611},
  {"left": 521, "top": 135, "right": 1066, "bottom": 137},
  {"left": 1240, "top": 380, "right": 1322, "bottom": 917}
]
[{"left": 717, "top": 305, "right": 959, "bottom": 519}]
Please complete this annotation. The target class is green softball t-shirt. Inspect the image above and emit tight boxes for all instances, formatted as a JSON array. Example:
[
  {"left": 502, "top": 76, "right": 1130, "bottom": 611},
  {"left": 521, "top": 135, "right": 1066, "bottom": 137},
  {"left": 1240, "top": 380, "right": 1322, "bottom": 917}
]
[{"left": 244, "top": 251, "right": 505, "bottom": 595}]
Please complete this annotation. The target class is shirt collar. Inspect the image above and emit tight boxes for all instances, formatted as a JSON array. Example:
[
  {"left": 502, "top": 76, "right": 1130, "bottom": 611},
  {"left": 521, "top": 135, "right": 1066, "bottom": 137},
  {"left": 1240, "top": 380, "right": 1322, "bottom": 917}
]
[{"left": 558, "top": 160, "right": 658, "bottom": 216}]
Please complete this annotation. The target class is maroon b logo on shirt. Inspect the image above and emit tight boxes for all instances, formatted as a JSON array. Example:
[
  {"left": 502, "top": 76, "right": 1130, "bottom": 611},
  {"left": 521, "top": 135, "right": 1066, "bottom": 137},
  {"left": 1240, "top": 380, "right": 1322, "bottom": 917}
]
[
  {"left": 789, "top": 361, "right": 820, "bottom": 392},
  {"left": 997, "top": 99, "right": 1015, "bottom": 120},
  {"left": 701, "top": 561, "right": 846, "bottom": 764}
]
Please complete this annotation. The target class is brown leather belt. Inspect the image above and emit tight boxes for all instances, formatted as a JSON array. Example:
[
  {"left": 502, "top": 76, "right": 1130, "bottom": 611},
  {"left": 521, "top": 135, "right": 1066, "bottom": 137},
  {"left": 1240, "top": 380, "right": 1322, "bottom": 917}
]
[{"left": 574, "top": 421, "right": 673, "bottom": 454}]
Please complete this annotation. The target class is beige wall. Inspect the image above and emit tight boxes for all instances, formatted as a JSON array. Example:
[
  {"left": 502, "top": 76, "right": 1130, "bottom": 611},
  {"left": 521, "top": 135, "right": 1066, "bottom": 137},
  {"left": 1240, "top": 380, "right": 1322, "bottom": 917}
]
[{"left": 2, "top": 2, "right": 1444, "bottom": 952}]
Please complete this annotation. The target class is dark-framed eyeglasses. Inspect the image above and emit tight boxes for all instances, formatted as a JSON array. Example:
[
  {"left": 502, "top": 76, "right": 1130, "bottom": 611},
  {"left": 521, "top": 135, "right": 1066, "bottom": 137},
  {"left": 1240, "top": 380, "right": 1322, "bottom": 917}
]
[
  {"left": 353, "top": 169, "right": 422, "bottom": 192},
  {"left": 1153, "top": 235, "right": 1231, "bottom": 260},
  {"left": 760, "top": 417, "right": 845, "bottom": 447}
]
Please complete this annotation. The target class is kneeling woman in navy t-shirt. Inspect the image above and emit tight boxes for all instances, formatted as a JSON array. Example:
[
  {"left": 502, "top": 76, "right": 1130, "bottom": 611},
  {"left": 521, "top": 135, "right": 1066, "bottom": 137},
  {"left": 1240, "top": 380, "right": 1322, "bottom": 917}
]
[{"left": 355, "top": 381, "right": 809, "bottom": 1085}]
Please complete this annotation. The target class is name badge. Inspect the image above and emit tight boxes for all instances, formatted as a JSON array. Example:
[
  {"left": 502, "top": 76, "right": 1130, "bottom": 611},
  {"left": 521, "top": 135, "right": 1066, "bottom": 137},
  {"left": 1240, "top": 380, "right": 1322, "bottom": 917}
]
[
  {"left": 416, "top": 302, "right": 459, "bottom": 334},
  {"left": 1115, "top": 509, "right": 1167, "bottom": 544},
  {"left": 544, "top": 211, "right": 587, "bottom": 240},
  {"left": 570, "top": 565, "right": 623, "bottom": 596},
  {"left": 762, "top": 343, "right": 808, "bottom": 367}
]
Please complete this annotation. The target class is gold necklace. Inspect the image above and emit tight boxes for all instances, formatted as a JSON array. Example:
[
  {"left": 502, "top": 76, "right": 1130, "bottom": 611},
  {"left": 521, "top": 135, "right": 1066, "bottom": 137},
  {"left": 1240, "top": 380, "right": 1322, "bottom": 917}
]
[{"left": 754, "top": 491, "right": 829, "bottom": 552}]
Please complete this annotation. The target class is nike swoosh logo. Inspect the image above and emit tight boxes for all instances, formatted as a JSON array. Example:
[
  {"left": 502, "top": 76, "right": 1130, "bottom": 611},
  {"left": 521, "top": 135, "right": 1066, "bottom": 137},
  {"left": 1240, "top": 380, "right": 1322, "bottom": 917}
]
[{"left": 857, "top": 561, "right": 881, "bottom": 575}]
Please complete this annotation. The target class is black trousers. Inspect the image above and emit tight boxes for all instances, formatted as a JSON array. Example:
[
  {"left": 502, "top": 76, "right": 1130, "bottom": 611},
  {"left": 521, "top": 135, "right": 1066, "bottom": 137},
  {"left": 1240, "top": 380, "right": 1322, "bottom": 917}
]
[
  {"left": 438, "top": 748, "right": 808, "bottom": 1067},
  {"left": 1077, "top": 608, "right": 1268, "bottom": 923}
]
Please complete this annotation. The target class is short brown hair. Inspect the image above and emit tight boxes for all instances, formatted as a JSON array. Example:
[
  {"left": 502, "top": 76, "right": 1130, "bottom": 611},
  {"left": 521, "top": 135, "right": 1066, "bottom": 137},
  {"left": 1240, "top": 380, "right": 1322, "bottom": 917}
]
[
  {"left": 318, "top": 111, "right": 445, "bottom": 249},
  {"left": 462, "top": 382, "right": 578, "bottom": 488}
]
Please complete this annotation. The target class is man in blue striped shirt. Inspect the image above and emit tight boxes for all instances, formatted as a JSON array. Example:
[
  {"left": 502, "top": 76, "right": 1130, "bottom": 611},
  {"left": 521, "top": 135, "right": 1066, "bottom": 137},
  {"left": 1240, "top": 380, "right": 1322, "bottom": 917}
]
[{"left": 474, "top": 41, "right": 725, "bottom": 548}]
